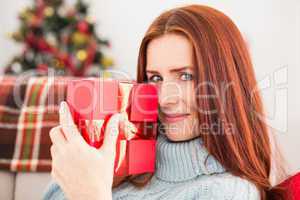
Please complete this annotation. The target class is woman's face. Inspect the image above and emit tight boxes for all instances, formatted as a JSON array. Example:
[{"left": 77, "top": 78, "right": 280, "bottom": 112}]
[{"left": 146, "top": 33, "right": 200, "bottom": 141}]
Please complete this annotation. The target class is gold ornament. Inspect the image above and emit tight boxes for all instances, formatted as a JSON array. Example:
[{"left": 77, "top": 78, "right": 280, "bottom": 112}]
[
  {"left": 44, "top": 7, "right": 54, "bottom": 17},
  {"left": 101, "top": 57, "right": 114, "bottom": 68},
  {"left": 71, "top": 32, "right": 89, "bottom": 46},
  {"left": 102, "top": 70, "right": 111, "bottom": 78},
  {"left": 20, "top": 8, "right": 33, "bottom": 21},
  {"left": 8, "top": 32, "right": 23, "bottom": 41},
  {"left": 54, "top": 59, "right": 64, "bottom": 69},
  {"left": 76, "top": 50, "right": 88, "bottom": 61}
]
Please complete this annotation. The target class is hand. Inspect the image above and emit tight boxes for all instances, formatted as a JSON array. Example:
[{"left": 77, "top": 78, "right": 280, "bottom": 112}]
[{"left": 49, "top": 101, "right": 121, "bottom": 200}]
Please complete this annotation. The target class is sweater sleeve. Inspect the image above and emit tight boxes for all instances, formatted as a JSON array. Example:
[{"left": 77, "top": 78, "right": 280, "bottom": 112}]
[
  {"left": 231, "top": 178, "right": 260, "bottom": 200},
  {"left": 208, "top": 174, "right": 260, "bottom": 200},
  {"left": 42, "top": 180, "right": 68, "bottom": 200}
]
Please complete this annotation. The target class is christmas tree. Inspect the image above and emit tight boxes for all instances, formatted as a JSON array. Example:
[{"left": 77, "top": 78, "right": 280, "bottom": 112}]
[{"left": 5, "top": 0, "right": 114, "bottom": 76}]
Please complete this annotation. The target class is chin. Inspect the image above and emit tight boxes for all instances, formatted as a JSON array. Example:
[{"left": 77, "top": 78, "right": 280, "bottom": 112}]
[{"left": 164, "top": 132, "right": 195, "bottom": 142}]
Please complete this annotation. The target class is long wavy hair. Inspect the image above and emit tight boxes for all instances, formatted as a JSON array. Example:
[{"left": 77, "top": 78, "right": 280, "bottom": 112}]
[{"left": 115, "top": 4, "right": 288, "bottom": 199}]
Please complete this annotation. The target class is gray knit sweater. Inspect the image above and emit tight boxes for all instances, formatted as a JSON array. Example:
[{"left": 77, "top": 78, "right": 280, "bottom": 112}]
[{"left": 42, "top": 134, "right": 260, "bottom": 199}]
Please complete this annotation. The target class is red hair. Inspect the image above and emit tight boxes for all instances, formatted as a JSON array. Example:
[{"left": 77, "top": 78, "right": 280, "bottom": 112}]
[{"left": 131, "top": 4, "right": 287, "bottom": 199}]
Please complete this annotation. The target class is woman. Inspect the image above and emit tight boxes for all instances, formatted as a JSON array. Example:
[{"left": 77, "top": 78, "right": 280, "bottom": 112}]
[{"left": 43, "top": 4, "right": 286, "bottom": 200}]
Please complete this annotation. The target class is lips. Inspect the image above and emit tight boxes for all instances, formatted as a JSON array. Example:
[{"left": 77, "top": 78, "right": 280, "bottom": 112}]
[{"left": 161, "top": 112, "right": 190, "bottom": 123}]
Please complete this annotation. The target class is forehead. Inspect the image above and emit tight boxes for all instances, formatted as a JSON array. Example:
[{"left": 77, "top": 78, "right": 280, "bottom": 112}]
[{"left": 146, "top": 33, "right": 194, "bottom": 71}]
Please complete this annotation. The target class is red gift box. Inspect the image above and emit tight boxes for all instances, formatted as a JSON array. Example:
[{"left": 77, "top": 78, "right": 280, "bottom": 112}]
[{"left": 66, "top": 78, "right": 158, "bottom": 176}]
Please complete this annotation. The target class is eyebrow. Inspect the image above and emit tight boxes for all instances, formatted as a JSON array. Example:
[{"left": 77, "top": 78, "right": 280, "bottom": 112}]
[{"left": 146, "top": 66, "right": 193, "bottom": 74}]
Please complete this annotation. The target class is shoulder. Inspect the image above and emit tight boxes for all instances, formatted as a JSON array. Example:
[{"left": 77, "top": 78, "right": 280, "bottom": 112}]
[
  {"left": 42, "top": 181, "right": 67, "bottom": 200},
  {"left": 191, "top": 173, "right": 260, "bottom": 200}
]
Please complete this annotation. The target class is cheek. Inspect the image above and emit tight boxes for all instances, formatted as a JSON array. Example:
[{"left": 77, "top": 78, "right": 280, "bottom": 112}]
[
  {"left": 185, "top": 113, "right": 200, "bottom": 138},
  {"left": 181, "top": 82, "right": 197, "bottom": 111}
]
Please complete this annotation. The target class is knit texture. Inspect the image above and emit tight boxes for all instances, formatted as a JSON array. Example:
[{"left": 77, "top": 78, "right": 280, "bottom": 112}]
[{"left": 42, "top": 134, "right": 260, "bottom": 199}]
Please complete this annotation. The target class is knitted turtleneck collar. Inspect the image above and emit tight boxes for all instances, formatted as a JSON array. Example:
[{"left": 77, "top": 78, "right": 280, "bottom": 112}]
[{"left": 154, "top": 134, "right": 225, "bottom": 182}]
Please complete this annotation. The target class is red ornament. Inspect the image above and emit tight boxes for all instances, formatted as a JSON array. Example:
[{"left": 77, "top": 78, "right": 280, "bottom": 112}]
[
  {"left": 77, "top": 21, "right": 89, "bottom": 34},
  {"left": 37, "top": 38, "right": 51, "bottom": 52},
  {"left": 37, "top": 63, "right": 48, "bottom": 73},
  {"left": 30, "top": 16, "right": 42, "bottom": 27},
  {"left": 58, "top": 53, "right": 69, "bottom": 63},
  {"left": 25, "top": 33, "right": 36, "bottom": 48}
]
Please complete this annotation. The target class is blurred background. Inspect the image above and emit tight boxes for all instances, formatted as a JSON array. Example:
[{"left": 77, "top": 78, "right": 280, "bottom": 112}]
[{"left": 0, "top": 0, "right": 299, "bottom": 199}]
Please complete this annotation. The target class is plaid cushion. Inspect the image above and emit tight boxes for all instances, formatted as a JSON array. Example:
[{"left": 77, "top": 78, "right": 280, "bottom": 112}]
[{"left": 0, "top": 76, "right": 70, "bottom": 172}]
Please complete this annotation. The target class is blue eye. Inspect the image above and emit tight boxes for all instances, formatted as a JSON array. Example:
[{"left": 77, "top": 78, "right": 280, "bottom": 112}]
[
  {"left": 148, "top": 75, "right": 162, "bottom": 83},
  {"left": 180, "top": 72, "right": 193, "bottom": 81}
]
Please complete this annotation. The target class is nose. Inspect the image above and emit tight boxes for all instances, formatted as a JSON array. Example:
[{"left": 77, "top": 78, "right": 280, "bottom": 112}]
[{"left": 158, "top": 81, "right": 181, "bottom": 110}]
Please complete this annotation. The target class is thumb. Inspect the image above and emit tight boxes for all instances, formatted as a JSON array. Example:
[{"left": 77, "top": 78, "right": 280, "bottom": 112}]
[
  {"left": 102, "top": 113, "right": 121, "bottom": 155},
  {"left": 59, "top": 101, "right": 75, "bottom": 127},
  {"left": 59, "top": 101, "right": 80, "bottom": 142}
]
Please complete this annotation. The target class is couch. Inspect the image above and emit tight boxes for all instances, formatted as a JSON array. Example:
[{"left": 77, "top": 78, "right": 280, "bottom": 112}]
[
  {"left": 0, "top": 76, "right": 66, "bottom": 200},
  {"left": 0, "top": 171, "right": 51, "bottom": 200}
]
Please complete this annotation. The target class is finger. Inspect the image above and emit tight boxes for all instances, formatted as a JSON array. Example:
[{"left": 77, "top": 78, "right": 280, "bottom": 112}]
[
  {"left": 59, "top": 101, "right": 81, "bottom": 142},
  {"left": 50, "top": 144, "right": 59, "bottom": 159},
  {"left": 49, "top": 126, "right": 67, "bottom": 149},
  {"left": 102, "top": 113, "right": 121, "bottom": 154}
]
